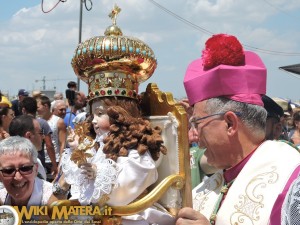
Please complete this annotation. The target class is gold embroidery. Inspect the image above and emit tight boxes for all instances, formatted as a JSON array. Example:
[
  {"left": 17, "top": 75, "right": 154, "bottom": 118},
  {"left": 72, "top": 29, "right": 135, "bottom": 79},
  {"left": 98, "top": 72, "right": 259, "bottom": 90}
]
[{"left": 230, "top": 166, "right": 278, "bottom": 224}]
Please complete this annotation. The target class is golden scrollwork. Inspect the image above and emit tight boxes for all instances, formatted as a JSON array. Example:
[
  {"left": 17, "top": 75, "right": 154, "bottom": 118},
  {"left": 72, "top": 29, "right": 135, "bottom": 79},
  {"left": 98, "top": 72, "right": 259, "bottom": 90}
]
[{"left": 230, "top": 166, "right": 279, "bottom": 224}]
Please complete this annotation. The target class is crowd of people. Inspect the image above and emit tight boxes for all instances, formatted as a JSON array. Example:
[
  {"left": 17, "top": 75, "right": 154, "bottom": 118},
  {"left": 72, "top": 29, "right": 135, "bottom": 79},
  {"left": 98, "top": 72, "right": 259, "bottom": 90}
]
[{"left": 1, "top": 32, "right": 300, "bottom": 225}]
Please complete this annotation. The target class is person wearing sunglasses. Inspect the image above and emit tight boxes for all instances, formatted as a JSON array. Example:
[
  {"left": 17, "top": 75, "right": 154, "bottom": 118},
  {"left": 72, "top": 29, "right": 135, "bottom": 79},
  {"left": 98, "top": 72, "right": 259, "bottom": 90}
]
[
  {"left": 0, "top": 136, "right": 63, "bottom": 207},
  {"left": 176, "top": 34, "right": 300, "bottom": 225}
]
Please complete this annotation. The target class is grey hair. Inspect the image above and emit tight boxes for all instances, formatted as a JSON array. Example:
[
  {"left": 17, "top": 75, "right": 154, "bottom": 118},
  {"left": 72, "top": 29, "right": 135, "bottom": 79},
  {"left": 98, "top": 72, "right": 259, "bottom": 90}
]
[
  {"left": 51, "top": 99, "right": 66, "bottom": 112},
  {"left": 0, "top": 136, "right": 38, "bottom": 164},
  {"left": 52, "top": 99, "right": 65, "bottom": 109},
  {"left": 205, "top": 97, "right": 267, "bottom": 135},
  {"left": 53, "top": 92, "right": 64, "bottom": 100}
]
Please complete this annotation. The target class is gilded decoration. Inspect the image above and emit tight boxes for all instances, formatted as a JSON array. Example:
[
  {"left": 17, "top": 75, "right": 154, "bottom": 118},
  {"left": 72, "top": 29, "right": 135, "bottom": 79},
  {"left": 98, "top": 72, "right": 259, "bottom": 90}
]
[
  {"left": 69, "top": 121, "right": 96, "bottom": 166},
  {"left": 88, "top": 72, "right": 138, "bottom": 101},
  {"left": 71, "top": 4, "right": 157, "bottom": 97},
  {"left": 230, "top": 166, "right": 279, "bottom": 224}
]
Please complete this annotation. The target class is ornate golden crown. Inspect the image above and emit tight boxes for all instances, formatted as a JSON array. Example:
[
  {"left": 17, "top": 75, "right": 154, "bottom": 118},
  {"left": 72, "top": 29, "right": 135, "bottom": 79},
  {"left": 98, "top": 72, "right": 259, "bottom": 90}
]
[{"left": 71, "top": 4, "right": 157, "bottom": 101}]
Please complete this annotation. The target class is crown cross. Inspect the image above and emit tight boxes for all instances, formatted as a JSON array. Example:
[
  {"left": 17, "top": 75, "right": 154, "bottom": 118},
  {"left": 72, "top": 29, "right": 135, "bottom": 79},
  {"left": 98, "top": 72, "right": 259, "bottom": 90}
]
[{"left": 109, "top": 4, "right": 121, "bottom": 25}]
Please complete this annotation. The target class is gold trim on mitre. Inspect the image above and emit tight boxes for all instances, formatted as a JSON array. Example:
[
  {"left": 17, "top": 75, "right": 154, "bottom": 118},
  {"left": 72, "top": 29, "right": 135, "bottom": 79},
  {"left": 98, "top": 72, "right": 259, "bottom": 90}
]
[{"left": 88, "top": 71, "right": 139, "bottom": 101}]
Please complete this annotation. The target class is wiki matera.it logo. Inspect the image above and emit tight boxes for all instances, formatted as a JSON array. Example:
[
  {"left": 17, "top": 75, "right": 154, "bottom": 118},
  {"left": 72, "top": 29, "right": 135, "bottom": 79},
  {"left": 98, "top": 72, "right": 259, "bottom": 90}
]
[{"left": 0, "top": 205, "right": 19, "bottom": 225}]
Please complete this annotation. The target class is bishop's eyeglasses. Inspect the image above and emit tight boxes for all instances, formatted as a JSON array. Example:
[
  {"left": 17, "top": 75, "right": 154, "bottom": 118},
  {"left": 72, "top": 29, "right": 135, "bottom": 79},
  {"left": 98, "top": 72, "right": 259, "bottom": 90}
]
[{"left": 189, "top": 112, "right": 241, "bottom": 129}]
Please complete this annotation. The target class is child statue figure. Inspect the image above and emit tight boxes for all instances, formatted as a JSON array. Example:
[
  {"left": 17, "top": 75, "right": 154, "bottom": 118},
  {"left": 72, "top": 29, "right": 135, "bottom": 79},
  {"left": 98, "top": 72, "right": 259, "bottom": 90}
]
[{"left": 55, "top": 5, "right": 175, "bottom": 225}]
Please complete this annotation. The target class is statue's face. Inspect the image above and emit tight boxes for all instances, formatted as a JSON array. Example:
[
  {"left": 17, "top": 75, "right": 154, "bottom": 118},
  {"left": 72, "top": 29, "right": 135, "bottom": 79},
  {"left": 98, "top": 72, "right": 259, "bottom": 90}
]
[{"left": 91, "top": 101, "right": 110, "bottom": 136}]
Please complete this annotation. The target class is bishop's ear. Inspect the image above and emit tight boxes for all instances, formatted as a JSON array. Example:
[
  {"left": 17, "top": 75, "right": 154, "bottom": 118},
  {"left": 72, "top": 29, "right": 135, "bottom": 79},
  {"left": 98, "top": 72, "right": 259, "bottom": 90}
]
[{"left": 224, "top": 111, "right": 239, "bottom": 134}]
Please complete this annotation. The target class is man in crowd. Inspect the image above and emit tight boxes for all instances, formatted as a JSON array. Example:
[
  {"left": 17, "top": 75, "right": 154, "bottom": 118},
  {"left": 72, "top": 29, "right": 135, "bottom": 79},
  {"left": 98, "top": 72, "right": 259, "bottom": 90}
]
[
  {"left": 53, "top": 92, "right": 64, "bottom": 101},
  {"left": 67, "top": 81, "right": 77, "bottom": 91},
  {"left": 64, "top": 91, "right": 86, "bottom": 129},
  {"left": 36, "top": 95, "right": 66, "bottom": 182},
  {"left": 176, "top": 34, "right": 300, "bottom": 225},
  {"left": 262, "top": 95, "right": 285, "bottom": 141},
  {"left": 19, "top": 97, "right": 58, "bottom": 177},
  {"left": 8, "top": 114, "right": 47, "bottom": 179},
  {"left": 11, "top": 89, "right": 29, "bottom": 116},
  {"left": 52, "top": 99, "right": 67, "bottom": 119}
]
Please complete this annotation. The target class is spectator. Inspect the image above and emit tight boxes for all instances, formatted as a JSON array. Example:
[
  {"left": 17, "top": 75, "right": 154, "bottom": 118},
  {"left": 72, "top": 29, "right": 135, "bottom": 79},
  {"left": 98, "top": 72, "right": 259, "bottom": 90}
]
[
  {"left": 52, "top": 100, "right": 67, "bottom": 119},
  {"left": 64, "top": 91, "right": 86, "bottom": 129},
  {"left": 290, "top": 111, "right": 300, "bottom": 146},
  {"left": 53, "top": 92, "right": 64, "bottom": 101},
  {"left": 262, "top": 95, "right": 285, "bottom": 140},
  {"left": 8, "top": 114, "right": 47, "bottom": 180},
  {"left": 67, "top": 81, "right": 77, "bottom": 91},
  {"left": 0, "top": 136, "right": 64, "bottom": 207},
  {"left": 36, "top": 96, "right": 66, "bottom": 181},
  {"left": 11, "top": 89, "right": 29, "bottom": 117},
  {"left": 273, "top": 98, "right": 293, "bottom": 140},
  {"left": 0, "top": 95, "right": 12, "bottom": 108},
  {"left": 19, "top": 97, "right": 57, "bottom": 177},
  {"left": 0, "top": 102, "right": 14, "bottom": 141},
  {"left": 32, "top": 90, "right": 44, "bottom": 99},
  {"left": 51, "top": 92, "right": 65, "bottom": 112}
]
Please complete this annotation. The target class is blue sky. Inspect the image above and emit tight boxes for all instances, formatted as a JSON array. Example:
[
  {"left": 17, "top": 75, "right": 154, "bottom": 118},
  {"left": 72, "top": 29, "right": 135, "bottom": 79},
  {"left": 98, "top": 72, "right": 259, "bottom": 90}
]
[
  {"left": 0, "top": 0, "right": 40, "bottom": 20},
  {"left": 1, "top": 0, "right": 300, "bottom": 102}
]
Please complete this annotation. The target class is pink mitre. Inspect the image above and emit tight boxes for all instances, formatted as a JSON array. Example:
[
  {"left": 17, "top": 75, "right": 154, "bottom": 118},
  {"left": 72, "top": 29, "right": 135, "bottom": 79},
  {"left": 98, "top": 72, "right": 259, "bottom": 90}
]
[{"left": 184, "top": 34, "right": 266, "bottom": 106}]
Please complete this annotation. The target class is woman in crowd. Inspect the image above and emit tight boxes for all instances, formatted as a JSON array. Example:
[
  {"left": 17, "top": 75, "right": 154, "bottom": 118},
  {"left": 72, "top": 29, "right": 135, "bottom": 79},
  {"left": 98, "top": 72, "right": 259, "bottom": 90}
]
[
  {"left": 0, "top": 136, "right": 65, "bottom": 207},
  {"left": 0, "top": 96, "right": 14, "bottom": 141}
]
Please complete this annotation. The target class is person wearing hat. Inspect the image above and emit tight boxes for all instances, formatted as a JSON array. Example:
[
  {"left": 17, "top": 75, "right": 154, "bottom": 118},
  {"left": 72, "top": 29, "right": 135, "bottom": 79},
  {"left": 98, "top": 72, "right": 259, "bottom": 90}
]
[
  {"left": 179, "top": 98, "right": 218, "bottom": 189},
  {"left": 11, "top": 89, "right": 29, "bottom": 117},
  {"left": 262, "top": 95, "right": 285, "bottom": 141},
  {"left": 0, "top": 94, "right": 12, "bottom": 108},
  {"left": 176, "top": 34, "right": 300, "bottom": 225}
]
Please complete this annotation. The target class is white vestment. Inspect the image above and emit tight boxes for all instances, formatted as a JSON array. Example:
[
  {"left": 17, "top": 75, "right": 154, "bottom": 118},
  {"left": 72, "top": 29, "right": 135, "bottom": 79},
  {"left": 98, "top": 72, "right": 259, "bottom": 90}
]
[{"left": 193, "top": 140, "right": 300, "bottom": 225}]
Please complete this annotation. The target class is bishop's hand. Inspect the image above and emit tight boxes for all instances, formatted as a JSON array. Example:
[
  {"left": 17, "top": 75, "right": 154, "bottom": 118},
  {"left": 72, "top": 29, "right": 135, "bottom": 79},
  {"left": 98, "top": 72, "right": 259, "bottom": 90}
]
[{"left": 176, "top": 207, "right": 210, "bottom": 225}]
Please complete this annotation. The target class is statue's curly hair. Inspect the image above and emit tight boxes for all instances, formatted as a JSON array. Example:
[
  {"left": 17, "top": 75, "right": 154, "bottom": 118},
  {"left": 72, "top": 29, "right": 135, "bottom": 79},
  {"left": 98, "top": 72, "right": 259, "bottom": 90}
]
[{"left": 102, "top": 105, "right": 167, "bottom": 162}]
